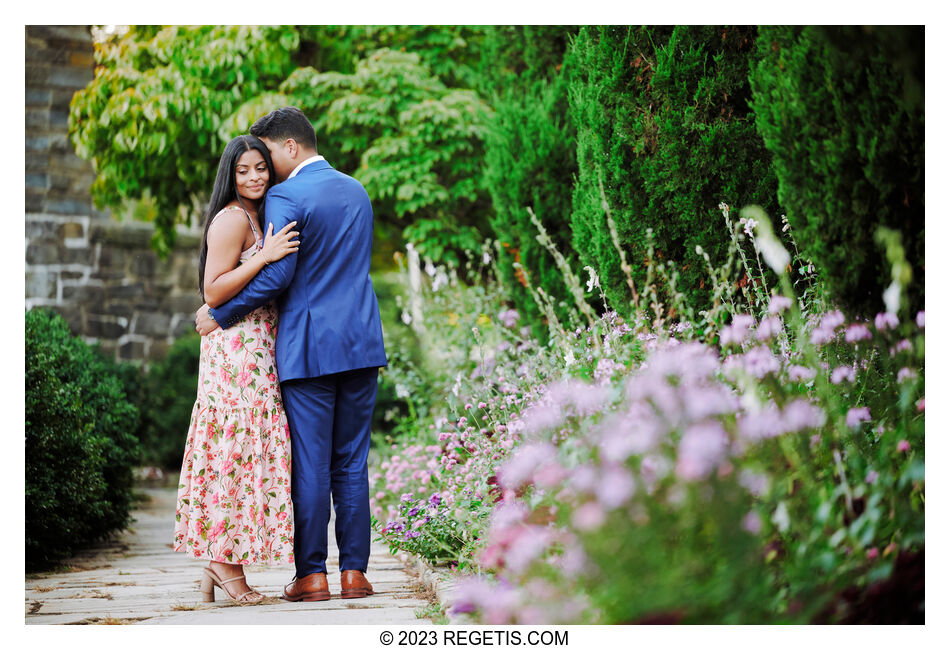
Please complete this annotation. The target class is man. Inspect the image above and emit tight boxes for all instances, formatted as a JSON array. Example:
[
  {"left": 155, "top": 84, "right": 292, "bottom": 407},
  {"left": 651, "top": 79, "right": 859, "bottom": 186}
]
[{"left": 195, "top": 107, "right": 387, "bottom": 602}]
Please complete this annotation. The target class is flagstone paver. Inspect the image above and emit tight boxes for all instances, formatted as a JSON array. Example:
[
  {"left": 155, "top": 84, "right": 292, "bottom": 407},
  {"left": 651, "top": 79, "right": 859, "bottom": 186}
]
[{"left": 25, "top": 487, "right": 434, "bottom": 625}]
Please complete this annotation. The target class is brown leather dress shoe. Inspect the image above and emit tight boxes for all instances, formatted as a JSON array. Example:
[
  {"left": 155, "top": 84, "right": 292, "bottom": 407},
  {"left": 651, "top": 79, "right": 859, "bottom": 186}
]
[
  {"left": 283, "top": 572, "right": 331, "bottom": 602},
  {"left": 340, "top": 570, "right": 375, "bottom": 599}
]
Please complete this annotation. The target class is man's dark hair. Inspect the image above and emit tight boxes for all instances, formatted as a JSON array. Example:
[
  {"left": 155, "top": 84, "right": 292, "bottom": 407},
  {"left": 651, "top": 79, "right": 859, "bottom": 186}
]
[{"left": 249, "top": 106, "right": 317, "bottom": 151}]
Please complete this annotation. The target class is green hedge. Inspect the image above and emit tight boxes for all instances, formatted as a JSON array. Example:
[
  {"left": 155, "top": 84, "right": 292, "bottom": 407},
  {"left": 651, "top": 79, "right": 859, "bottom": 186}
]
[
  {"left": 749, "top": 26, "right": 924, "bottom": 317},
  {"left": 478, "top": 26, "right": 581, "bottom": 338},
  {"left": 134, "top": 333, "right": 201, "bottom": 470},
  {"left": 567, "top": 25, "right": 780, "bottom": 316},
  {"left": 25, "top": 309, "right": 141, "bottom": 569}
]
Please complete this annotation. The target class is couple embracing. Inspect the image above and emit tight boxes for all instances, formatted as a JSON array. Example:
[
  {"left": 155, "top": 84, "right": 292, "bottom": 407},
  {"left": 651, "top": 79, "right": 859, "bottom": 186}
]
[{"left": 173, "top": 107, "right": 387, "bottom": 604}]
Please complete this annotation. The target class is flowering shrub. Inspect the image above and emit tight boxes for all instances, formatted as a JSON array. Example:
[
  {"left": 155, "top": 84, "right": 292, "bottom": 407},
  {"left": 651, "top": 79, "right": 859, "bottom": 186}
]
[{"left": 370, "top": 204, "right": 924, "bottom": 623}]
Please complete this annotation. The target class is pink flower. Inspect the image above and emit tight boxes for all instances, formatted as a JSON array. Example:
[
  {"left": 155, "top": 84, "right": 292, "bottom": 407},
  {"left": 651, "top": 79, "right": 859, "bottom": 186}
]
[
  {"left": 916, "top": 398, "right": 925, "bottom": 412},
  {"left": 230, "top": 335, "right": 243, "bottom": 352},
  {"left": 742, "top": 511, "right": 763, "bottom": 535},
  {"left": 897, "top": 367, "right": 917, "bottom": 383},
  {"left": 572, "top": 502, "right": 607, "bottom": 531},
  {"left": 720, "top": 314, "right": 755, "bottom": 346},
  {"left": 675, "top": 421, "right": 729, "bottom": 481},
  {"left": 867, "top": 547, "right": 880, "bottom": 560},
  {"left": 845, "top": 324, "right": 872, "bottom": 342},
  {"left": 831, "top": 365, "right": 856, "bottom": 384},
  {"left": 276, "top": 511, "right": 288, "bottom": 521},
  {"left": 756, "top": 316, "right": 783, "bottom": 341},
  {"left": 916, "top": 311, "right": 925, "bottom": 328},
  {"left": 238, "top": 372, "right": 252, "bottom": 388},
  {"left": 897, "top": 440, "right": 911, "bottom": 453},
  {"left": 768, "top": 295, "right": 793, "bottom": 314},
  {"left": 595, "top": 465, "right": 636, "bottom": 509},
  {"left": 846, "top": 407, "right": 871, "bottom": 428},
  {"left": 225, "top": 422, "right": 236, "bottom": 439},
  {"left": 874, "top": 312, "right": 899, "bottom": 331},
  {"left": 865, "top": 470, "right": 879, "bottom": 484},
  {"left": 788, "top": 365, "right": 817, "bottom": 382}
]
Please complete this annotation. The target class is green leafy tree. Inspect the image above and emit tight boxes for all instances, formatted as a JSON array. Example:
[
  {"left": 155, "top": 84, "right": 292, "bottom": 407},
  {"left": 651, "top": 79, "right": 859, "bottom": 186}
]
[
  {"left": 70, "top": 26, "right": 489, "bottom": 260},
  {"left": 70, "top": 26, "right": 301, "bottom": 255},
  {"left": 226, "top": 49, "right": 493, "bottom": 264},
  {"left": 749, "top": 26, "right": 924, "bottom": 317}
]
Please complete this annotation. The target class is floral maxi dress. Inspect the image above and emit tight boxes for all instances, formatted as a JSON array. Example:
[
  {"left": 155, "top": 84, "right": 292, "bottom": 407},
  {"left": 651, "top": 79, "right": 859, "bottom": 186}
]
[{"left": 174, "top": 207, "right": 294, "bottom": 565}]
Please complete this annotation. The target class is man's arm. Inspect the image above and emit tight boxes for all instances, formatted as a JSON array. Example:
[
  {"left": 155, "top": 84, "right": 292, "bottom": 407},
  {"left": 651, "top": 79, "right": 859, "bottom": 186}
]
[{"left": 207, "top": 188, "right": 300, "bottom": 329}]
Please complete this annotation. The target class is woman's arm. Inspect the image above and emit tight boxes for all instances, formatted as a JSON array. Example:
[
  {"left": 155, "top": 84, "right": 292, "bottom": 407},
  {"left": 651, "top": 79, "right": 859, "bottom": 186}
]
[
  {"left": 202, "top": 211, "right": 265, "bottom": 308},
  {"left": 203, "top": 211, "right": 300, "bottom": 308}
]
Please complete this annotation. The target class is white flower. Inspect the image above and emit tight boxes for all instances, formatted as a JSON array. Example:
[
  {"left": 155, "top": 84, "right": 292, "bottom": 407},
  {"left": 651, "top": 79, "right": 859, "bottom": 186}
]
[
  {"left": 401, "top": 310, "right": 412, "bottom": 325},
  {"left": 772, "top": 501, "right": 790, "bottom": 533},
  {"left": 395, "top": 383, "right": 410, "bottom": 399},
  {"left": 583, "top": 266, "right": 600, "bottom": 293},
  {"left": 883, "top": 280, "right": 901, "bottom": 315},
  {"left": 424, "top": 260, "right": 436, "bottom": 277},
  {"left": 565, "top": 349, "right": 576, "bottom": 367}
]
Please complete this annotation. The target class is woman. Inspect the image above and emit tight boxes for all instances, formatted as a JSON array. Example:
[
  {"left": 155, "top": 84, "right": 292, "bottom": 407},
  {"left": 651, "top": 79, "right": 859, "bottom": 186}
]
[{"left": 174, "top": 135, "right": 299, "bottom": 603}]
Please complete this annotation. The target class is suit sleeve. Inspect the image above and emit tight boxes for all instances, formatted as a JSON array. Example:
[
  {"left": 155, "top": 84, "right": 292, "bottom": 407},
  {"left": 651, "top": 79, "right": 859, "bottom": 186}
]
[{"left": 209, "top": 188, "right": 300, "bottom": 329}]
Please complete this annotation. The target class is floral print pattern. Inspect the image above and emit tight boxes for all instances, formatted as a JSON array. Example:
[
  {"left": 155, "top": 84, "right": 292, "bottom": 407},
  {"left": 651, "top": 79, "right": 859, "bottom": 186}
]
[{"left": 174, "top": 238, "right": 294, "bottom": 565}]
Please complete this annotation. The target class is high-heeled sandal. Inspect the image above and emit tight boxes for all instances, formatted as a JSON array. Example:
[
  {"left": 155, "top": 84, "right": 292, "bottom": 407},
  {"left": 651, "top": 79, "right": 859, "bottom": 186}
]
[{"left": 200, "top": 567, "right": 264, "bottom": 603}]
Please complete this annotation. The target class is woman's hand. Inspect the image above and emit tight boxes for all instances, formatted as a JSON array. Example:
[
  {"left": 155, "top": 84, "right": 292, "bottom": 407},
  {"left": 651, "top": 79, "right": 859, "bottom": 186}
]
[{"left": 260, "top": 221, "right": 300, "bottom": 264}]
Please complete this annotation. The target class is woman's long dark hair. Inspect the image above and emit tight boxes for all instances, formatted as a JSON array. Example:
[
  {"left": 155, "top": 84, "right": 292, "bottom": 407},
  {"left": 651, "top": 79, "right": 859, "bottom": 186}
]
[{"left": 197, "top": 135, "right": 276, "bottom": 298}]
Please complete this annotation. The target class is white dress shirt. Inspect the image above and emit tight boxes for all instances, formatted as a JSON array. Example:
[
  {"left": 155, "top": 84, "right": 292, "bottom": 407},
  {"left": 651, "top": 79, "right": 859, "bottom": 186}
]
[{"left": 288, "top": 154, "right": 325, "bottom": 179}]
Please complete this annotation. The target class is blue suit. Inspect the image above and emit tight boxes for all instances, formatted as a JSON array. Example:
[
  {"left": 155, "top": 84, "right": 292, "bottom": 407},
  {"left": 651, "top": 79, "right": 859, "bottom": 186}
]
[{"left": 210, "top": 159, "right": 387, "bottom": 577}]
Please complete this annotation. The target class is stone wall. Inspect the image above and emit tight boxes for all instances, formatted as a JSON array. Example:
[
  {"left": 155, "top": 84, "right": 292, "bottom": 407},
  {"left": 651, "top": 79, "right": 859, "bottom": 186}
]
[{"left": 25, "top": 25, "right": 203, "bottom": 364}]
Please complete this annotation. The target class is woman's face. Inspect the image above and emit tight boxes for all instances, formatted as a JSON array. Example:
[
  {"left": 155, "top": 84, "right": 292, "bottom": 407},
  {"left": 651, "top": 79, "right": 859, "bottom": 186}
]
[{"left": 234, "top": 149, "right": 269, "bottom": 201}]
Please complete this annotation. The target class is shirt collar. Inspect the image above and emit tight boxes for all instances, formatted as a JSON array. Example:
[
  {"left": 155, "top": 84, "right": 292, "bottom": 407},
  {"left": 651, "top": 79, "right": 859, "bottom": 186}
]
[{"left": 288, "top": 154, "right": 325, "bottom": 179}]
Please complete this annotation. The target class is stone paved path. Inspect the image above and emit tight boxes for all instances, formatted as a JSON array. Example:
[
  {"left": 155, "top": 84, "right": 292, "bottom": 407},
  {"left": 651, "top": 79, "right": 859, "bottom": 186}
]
[{"left": 25, "top": 488, "right": 434, "bottom": 625}]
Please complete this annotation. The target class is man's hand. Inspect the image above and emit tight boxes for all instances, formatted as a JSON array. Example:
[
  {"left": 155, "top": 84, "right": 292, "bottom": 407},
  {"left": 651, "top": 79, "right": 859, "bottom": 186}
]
[{"left": 195, "top": 303, "right": 220, "bottom": 336}]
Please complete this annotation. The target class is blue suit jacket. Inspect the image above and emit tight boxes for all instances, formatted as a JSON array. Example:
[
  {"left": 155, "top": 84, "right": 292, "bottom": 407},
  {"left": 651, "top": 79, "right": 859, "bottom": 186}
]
[{"left": 209, "top": 160, "right": 388, "bottom": 382}]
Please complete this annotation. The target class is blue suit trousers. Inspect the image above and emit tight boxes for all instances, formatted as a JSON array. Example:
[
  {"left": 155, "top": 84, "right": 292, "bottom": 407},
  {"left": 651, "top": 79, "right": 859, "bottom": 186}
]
[{"left": 280, "top": 367, "right": 378, "bottom": 577}]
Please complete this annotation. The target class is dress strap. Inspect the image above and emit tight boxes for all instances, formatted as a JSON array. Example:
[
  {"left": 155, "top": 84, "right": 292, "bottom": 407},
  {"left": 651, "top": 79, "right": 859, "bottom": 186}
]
[{"left": 211, "top": 205, "right": 263, "bottom": 243}]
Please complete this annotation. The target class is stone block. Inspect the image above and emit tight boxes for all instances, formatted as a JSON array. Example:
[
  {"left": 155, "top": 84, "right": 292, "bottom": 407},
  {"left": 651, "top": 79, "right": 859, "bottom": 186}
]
[
  {"left": 60, "top": 270, "right": 86, "bottom": 281},
  {"left": 87, "top": 314, "right": 126, "bottom": 339},
  {"left": 25, "top": 108, "right": 50, "bottom": 129},
  {"left": 25, "top": 219, "right": 62, "bottom": 242},
  {"left": 25, "top": 242, "right": 60, "bottom": 265},
  {"left": 107, "top": 282, "right": 145, "bottom": 300},
  {"left": 25, "top": 88, "right": 52, "bottom": 107},
  {"left": 45, "top": 304, "right": 83, "bottom": 334},
  {"left": 165, "top": 293, "right": 203, "bottom": 315},
  {"left": 59, "top": 246, "right": 94, "bottom": 265},
  {"left": 25, "top": 173, "right": 48, "bottom": 190},
  {"left": 119, "top": 340, "right": 146, "bottom": 360},
  {"left": 39, "top": 26, "right": 93, "bottom": 43},
  {"left": 61, "top": 221, "right": 84, "bottom": 239},
  {"left": 24, "top": 65, "right": 50, "bottom": 87},
  {"left": 101, "top": 303, "right": 134, "bottom": 319},
  {"left": 130, "top": 253, "right": 158, "bottom": 277},
  {"left": 44, "top": 198, "right": 91, "bottom": 216},
  {"left": 69, "top": 51, "right": 96, "bottom": 67},
  {"left": 49, "top": 66, "right": 93, "bottom": 89},
  {"left": 25, "top": 191, "right": 44, "bottom": 213},
  {"left": 173, "top": 317, "right": 198, "bottom": 338},
  {"left": 98, "top": 247, "right": 131, "bottom": 272},
  {"left": 89, "top": 270, "right": 125, "bottom": 282},
  {"left": 25, "top": 135, "right": 49, "bottom": 151},
  {"left": 25, "top": 269, "right": 57, "bottom": 300},
  {"left": 62, "top": 283, "right": 104, "bottom": 303},
  {"left": 147, "top": 340, "right": 171, "bottom": 362},
  {"left": 133, "top": 312, "right": 172, "bottom": 337}
]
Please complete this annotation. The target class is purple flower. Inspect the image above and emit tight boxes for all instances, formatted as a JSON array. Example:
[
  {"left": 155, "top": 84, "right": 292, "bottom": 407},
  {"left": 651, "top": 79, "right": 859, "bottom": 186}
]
[
  {"left": 741, "top": 345, "right": 782, "bottom": 378},
  {"left": 865, "top": 470, "right": 879, "bottom": 484},
  {"left": 781, "top": 399, "right": 827, "bottom": 432},
  {"left": 428, "top": 493, "right": 442, "bottom": 507},
  {"left": 896, "top": 339, "right": 912, "bottom": 353},
  {"left": 406, "top": 506, "right": 420, "bottom": 517},
  {"left": 874, "top": 312, "right": 899, "bottom": 330},
  {"left": 497, "top": 443, "right": 557, "bottom": 489},
  {"left": 720, "top": 314, "right": 755, "bottom": 346},
  {"left": 821, "top": 310, "right": 846, "bottom": 331},
  {"left": 845, "top": 324, "right": 872, "bottom": 342},
  {"left": 897, "top": 367, "right": 917, "bottom": 383},
  {"left": 595, "top": 465, "right": 636, "bottom": 509},
  {"left": 498, "top": 309, "right": 520, "bottom": 328},
  {"left": 831, "top": 365, "right": 856, "bottom": 384},
  {"left": 787, "top": 365, "right": 817, "bottom": 382},
  {"left": 675, "top": 421, "right": 729, "bottom": 481},
  {"left": 756, "top": 316, "right": 783, "bottom": 341},
  {"left": 916, "top": 311, "right": 925, "bottom": 328},
  {"left": 846, "top": 407, "right": 871, "bottom": 428},
  {"left": 400, "top": 492, "right": 414, "bottom": 503},
  {"left": 897, "top": 440, "right": 911, "bottom": 453},
  {"left": 572, "top": 502, "right": 607, "bottom": 531},
  {"left": 768, "top": 295, "right": 793, "bottom": 314},
  {"left": 742, "top": 511, "right": 763, "bottom": 535}
]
